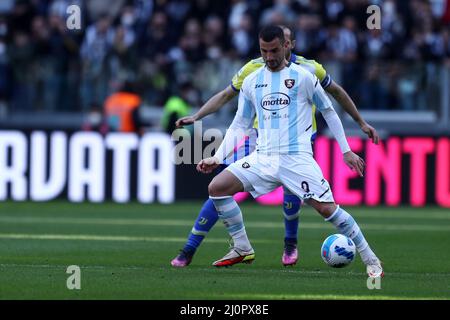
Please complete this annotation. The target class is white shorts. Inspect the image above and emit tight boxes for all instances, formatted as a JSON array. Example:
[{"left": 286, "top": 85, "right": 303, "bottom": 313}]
[{"left": 226, "top": 152, "right": 334, "bottom": 202}]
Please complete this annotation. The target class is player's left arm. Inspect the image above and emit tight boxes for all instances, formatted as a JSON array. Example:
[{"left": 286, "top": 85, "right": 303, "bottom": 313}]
[
  {"left": 310, "top": 75, "right": 365, "bottom": 177},
  {"left": 324, "top": 81, "right": 379, "bottom": 145},
  {"left": 311, "top": 60, "right": 379, "bottom": 145}
]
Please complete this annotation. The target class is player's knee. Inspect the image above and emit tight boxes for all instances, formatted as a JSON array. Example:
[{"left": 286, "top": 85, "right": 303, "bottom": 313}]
[
  {"left": 209, "top": 170, "right": 244, "bottom": 197},
  {"left": 208, "top": 178, "right": 226, "bottom": 197},
  {"left": 320, "top": 203, "right": 337, "bottom": 218},
  {"left": 208, "top": 181, "right": 218, "bottom": 197},
  {"left": 311, "top": 201, "right": 336, "bottom": 218}
]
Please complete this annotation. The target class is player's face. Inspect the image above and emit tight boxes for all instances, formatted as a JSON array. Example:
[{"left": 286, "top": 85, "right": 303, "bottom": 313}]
[
  {"left": 283, "top": 29, "right": 295, "bottom": 59},
  {"left": 260, "top": 37, "right": 288, "bottom": 71}
]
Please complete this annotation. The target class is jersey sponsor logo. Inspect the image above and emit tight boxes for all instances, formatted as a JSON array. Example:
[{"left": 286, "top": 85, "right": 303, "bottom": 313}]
[
  {"left": 260, "top": 92, "right": 290, "bottom": 111},
  {"left": 285, "top": 79, "right": 295, "bottom": 89},
  {"left": 255, "top": 84, "right": 268, "bottom": 88}
]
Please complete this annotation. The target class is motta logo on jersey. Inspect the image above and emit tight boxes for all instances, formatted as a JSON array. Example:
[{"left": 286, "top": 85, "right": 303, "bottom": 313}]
[{"left": 260, "top": 92, "right": 291, "bottom": 111}]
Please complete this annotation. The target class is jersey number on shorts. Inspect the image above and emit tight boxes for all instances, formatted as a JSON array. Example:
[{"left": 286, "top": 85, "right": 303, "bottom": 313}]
[{"left": 301, "top": 181, "right": 310, "bottom": 193}]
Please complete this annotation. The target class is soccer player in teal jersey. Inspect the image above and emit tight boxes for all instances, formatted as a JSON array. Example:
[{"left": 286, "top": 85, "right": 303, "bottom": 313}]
[{"left": 172, "top": 26, "right": 379, "bottom": 268}]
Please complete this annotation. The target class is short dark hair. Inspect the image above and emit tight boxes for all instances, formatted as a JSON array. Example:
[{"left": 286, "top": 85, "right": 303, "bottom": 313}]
[{"left": 259, "top": 25, "right": 285, "bottom": 43}]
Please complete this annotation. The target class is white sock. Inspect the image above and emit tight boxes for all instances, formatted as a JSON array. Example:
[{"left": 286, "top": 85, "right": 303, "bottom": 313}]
[
  {"left": 325, "top": 206, "right": 378, "bottom": 264},
  {"left": 210, "top": 196, "right": 252, "bottom": 251}
]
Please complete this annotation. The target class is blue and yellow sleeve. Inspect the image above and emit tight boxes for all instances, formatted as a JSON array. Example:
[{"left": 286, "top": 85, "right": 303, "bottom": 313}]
[
  {"left": 230, "top": 58, "right": 264, "bottom": 92},
  {"left": 295, "top": 56, "right": 332, "bottom": 89}
]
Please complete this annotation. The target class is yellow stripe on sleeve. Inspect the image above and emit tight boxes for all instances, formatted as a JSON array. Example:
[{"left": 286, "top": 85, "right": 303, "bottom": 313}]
[{"left": 231, "top": 58, "right": 264, "bottom": 92}]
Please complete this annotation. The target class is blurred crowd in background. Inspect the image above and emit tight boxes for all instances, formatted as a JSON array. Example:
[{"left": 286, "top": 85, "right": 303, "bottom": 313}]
[{"left": 0, "top": 0, "right": 450, "bottom": 119}]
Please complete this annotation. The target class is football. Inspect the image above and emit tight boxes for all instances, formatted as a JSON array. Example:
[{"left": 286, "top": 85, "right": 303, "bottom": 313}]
[{"left": 321, "top": 234, "right": 356, "bottom": 268}]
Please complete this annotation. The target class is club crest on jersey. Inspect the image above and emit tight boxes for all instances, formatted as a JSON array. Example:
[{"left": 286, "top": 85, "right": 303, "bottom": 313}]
[
  {"left": 285, "top": 79, "right": 295, "bottom": 89},
  {"left": 242, "top": 162, "right": 250, "bottom": 169}
]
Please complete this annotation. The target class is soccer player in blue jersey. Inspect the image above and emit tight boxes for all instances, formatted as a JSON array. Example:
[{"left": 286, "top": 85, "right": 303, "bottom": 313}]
[
  {"left": 197, "top": 26, "right": 383, "bottom": 278},
  {"left": 172, "top": 26, "right": 379, "bottom": 269}
]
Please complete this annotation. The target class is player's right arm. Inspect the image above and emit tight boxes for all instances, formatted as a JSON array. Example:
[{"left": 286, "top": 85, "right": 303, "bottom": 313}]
[
  {"left": 325, "top": 81, "right": 379, "bottom": 144},
  {"left": 197, "top": 87, "right": 255, "bottom": 174},
  {"left": 175, "top": 85, "right": 237, "bottom": 127},
  {"left": 302, "top": 57, "right": 379, "bottom": 144},
  {"left": 176, "top": 59, "right": 260, "bottom": 128}
]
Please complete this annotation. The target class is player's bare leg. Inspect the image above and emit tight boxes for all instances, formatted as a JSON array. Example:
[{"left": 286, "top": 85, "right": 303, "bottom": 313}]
[
  {"left": 306, "top": 199, "right": 384, "bottom": 278},
  {"left": 208, "top": 170, "right": 244, "bottom": 197},
  {"left": 208, "top": 170, "right": 255, "bottom": 267}
]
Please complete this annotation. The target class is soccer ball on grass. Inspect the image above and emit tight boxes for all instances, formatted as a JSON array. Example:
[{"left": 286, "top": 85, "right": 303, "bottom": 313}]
[{"left": 321, "top": 234, "right": 356, "bottom": 268}]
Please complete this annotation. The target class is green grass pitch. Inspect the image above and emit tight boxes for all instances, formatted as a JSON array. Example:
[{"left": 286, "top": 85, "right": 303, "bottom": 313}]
[{"left": 0, "top": 201, "right": 449, "bottom": 300}]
